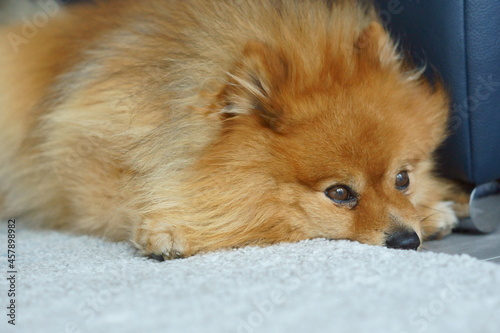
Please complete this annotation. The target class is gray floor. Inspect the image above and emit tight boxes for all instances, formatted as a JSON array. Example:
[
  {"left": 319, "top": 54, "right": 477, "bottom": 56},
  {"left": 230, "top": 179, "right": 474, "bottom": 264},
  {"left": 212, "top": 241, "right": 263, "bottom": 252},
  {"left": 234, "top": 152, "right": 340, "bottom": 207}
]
[{"left": 423, "top": 223, "right": 500, "bottom": 264}]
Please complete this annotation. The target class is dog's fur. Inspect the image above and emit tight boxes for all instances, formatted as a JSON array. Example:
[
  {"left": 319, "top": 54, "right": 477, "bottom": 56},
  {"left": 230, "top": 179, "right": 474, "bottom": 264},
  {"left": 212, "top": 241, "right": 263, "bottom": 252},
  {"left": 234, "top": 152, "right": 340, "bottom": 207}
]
[{"left": 0, "top": 0, "right": 462, "bottom": 258}]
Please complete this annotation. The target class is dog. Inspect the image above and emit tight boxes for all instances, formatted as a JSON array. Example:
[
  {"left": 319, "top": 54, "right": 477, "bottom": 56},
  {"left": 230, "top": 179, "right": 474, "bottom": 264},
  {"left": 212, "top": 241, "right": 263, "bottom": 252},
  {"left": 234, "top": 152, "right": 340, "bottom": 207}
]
[{"left": 0, "top": 0, "right": 466, "bottom": 260}]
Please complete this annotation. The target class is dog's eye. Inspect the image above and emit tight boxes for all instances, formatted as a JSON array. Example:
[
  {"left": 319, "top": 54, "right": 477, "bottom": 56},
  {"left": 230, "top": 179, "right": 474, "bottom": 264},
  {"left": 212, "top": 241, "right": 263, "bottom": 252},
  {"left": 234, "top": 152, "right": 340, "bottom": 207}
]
[
  {"left": 325, "top": 185, "right": 357, "bottom": 206},
  {"left": 395, "top": 171, "right": 410, "bottom": 190}
]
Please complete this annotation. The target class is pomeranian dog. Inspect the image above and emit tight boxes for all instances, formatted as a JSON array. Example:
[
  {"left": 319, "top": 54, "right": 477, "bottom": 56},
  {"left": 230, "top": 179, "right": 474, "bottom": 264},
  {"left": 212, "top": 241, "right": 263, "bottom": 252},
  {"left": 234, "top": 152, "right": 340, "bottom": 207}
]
[{"left": 0, "top": 0, "right": 464, "bottom": 260}]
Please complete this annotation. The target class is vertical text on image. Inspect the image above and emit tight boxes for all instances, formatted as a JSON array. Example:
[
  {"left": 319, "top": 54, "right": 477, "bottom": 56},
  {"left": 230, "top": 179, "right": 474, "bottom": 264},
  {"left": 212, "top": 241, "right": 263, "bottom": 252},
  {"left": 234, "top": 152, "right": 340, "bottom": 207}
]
[{"left": 6, "top": 219, "right": 17, "bottom": 326}]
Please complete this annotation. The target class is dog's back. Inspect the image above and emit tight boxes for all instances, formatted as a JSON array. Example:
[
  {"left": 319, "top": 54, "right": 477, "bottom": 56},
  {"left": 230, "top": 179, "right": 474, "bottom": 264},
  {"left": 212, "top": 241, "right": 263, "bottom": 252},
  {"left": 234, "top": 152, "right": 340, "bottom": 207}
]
[
  {"left": 0, "top": 0, "right": 376, "bottom": 224},
  {"left": 0, "top": 1, "right": 456, "bottom": 258}
]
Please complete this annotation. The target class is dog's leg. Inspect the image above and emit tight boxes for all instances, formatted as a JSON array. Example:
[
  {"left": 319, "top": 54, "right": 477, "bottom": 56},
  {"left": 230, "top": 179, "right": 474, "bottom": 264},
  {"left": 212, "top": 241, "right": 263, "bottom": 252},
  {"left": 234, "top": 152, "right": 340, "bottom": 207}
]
[
  {"left": 416, "top": 179, "right": 469, "bottom": 240},
  {"left": 418, "top": 201, "right": 459, "bottom": 240},
  {"left": 131, "top": 217, "right": 191, "bottom": 260}
]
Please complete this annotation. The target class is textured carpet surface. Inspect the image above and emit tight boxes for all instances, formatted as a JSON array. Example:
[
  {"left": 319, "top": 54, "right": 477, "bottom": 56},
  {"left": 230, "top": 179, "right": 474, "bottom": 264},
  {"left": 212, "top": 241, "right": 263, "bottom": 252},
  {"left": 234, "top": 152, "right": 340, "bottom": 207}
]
[{"left": 1, "top": 226, "right": 500, "bottom": 333}]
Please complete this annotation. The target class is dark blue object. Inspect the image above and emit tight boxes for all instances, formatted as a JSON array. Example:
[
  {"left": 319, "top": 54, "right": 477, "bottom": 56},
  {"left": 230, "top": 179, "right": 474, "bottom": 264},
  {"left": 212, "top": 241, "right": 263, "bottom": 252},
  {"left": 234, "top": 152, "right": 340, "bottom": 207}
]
[{"left": 375, "top": 0, "right": 500, "bottom": 185}]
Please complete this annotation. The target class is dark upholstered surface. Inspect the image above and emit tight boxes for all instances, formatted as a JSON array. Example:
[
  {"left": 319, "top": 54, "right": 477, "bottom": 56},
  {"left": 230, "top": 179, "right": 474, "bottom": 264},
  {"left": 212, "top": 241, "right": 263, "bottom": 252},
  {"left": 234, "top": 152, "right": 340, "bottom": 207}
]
[{"left": 376, "top": 0, "right": 500, "bottom": 185}]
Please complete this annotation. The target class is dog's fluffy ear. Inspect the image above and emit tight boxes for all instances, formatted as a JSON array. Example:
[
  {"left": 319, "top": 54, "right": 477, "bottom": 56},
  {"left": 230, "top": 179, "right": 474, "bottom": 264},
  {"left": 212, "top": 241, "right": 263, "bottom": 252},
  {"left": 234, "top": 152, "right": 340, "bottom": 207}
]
[
  {"left": 355, "top": 21, "right": 400, "bottom": 67},
  {"left": 218, "top": 40, "right": 288, "bottom": 131},
  {"left": 424, "top": 78, "right": 451, "bottom": 149}
]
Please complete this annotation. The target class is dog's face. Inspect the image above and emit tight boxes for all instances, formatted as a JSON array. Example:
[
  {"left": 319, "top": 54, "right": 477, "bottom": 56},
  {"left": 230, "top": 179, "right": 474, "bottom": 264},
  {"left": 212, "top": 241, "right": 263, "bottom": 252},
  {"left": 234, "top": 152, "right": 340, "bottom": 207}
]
[
  {"left": 265, "top": 84, "right": 447, "bottom": 249},
  {"left": 201, "top": 22, "right": 449, "bottom": 250}
]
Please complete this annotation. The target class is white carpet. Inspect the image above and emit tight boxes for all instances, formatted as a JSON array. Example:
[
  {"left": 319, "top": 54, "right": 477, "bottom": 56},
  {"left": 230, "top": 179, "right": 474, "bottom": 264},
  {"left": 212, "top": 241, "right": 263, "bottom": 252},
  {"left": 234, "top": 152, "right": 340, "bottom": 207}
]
[{"left": 2, "top": 225, "right": 500, "bottom": 333}]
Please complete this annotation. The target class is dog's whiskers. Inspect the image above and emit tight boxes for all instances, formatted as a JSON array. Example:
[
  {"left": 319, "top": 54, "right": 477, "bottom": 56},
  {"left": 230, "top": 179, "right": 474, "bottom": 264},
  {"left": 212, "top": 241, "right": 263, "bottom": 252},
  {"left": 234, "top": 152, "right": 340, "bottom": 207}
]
[
  {"left": 420, "top": 213, "right": 439, "bottom": 224},
  {"left": 419, "top": 204, "right": 447, "bottom": 214}
]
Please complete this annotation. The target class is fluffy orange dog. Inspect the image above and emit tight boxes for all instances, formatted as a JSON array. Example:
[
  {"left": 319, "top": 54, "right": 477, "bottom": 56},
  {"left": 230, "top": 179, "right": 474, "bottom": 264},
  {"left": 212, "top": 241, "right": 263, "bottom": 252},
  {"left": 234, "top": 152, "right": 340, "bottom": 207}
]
[{"left": 0, "top": 0, "right": 463, "bottom": 259}]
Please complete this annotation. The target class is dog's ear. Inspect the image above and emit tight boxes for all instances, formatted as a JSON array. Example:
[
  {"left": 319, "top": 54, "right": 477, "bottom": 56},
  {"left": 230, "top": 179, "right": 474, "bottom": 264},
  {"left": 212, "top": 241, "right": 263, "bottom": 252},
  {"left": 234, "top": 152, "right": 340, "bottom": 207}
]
[
  {"left": 424, "top": 78, "right": 451, "bottom": 149},
  {"left": 217, "top": 40, "right": 288, "bottom": 131},
  {"left": 355, "top": 21, "right": 399, "bottom": 67}
]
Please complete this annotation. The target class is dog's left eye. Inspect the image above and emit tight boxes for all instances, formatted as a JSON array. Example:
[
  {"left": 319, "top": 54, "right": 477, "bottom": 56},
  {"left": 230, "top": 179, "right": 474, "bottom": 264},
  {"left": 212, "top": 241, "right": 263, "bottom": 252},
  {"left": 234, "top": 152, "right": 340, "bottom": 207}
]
[
  {"left": 395, "top": 171, "right": 410, "bottom": 190},
  {"left": 325, "top": 185, "right": 357, "bottom": 207}
]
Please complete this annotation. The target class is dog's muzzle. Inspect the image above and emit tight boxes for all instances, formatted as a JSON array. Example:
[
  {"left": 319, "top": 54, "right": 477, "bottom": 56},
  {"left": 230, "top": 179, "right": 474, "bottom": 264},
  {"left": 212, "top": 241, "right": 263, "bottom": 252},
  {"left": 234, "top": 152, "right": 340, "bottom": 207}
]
[{"left": 385, "top": 229, "right": 421, "bottom": 250}]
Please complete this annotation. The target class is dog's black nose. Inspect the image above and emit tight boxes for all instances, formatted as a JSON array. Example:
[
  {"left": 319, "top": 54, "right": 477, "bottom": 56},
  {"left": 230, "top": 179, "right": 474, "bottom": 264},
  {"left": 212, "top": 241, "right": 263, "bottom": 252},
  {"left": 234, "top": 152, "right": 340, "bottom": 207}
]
[{"left": 385, "top": 229, "right": 420, "bottom": 250}]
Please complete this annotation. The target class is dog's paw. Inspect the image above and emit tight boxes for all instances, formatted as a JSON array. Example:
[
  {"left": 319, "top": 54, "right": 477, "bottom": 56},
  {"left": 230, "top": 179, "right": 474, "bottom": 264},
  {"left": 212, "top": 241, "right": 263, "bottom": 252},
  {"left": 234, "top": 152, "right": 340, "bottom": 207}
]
[
  {"left": 448, "top": 192, "right": 470, "bottom": 219},
  {"left": 132, "top": 219, "right": 188, "bottom": 261},
  {"left": 148, "top": 251, "right": 184, "bottom": 262},
  {"left": 420, "top": 201, "right": 459, "bottom": 240}
]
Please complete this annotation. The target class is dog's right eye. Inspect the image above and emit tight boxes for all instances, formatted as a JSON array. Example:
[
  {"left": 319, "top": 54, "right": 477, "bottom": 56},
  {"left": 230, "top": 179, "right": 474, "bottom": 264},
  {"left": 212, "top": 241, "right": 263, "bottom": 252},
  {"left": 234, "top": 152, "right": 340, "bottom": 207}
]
[
  {"left": 325, "top": 185, "right": 357, "bottom": 207},
  {"left": 395, "top": 171, "right": 410, "bottom": 191}
]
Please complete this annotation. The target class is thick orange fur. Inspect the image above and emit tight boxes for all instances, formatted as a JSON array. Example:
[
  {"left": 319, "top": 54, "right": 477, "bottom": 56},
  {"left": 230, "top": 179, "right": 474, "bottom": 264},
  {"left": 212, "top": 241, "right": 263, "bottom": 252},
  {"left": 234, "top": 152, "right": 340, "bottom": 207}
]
[{"left": 0, "top": 0, "right": 460, "bottom": 258}]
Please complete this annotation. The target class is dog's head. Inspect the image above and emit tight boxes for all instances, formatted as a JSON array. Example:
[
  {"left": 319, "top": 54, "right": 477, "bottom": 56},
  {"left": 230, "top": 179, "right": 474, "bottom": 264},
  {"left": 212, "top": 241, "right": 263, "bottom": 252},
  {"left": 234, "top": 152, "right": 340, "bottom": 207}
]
[{"left": 199, "top": 22, "right": 449, "bottom": 250}]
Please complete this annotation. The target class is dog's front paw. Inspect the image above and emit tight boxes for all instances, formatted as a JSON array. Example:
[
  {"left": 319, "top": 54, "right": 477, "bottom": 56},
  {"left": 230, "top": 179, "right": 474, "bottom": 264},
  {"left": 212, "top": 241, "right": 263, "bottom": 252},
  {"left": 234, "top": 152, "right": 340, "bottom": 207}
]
[
  {"left": 420, "top": 201, "right": 459, "bottom": 240},
  {"left": 132, "top": 219, "right": 188, "bottom": 261}
]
